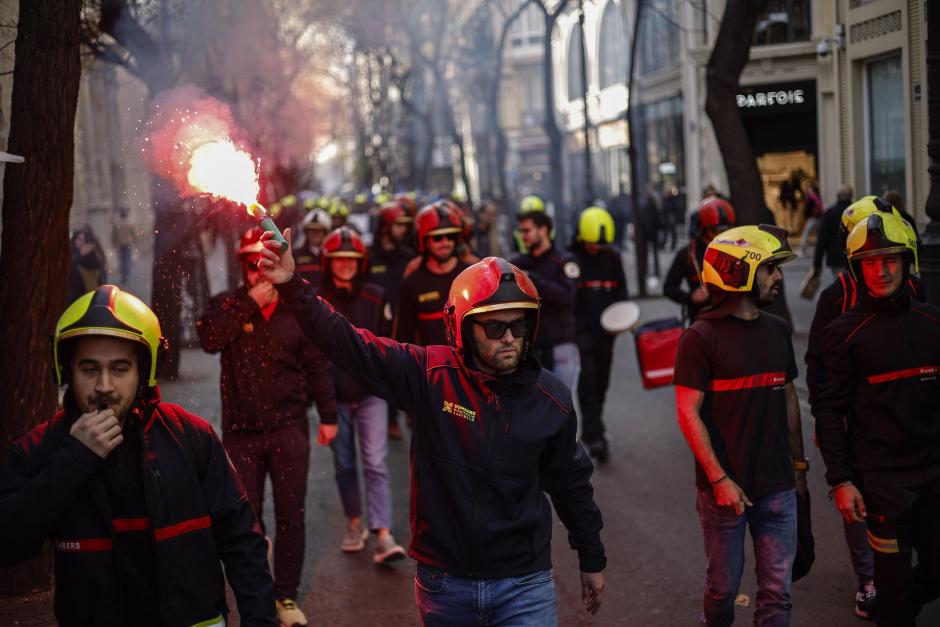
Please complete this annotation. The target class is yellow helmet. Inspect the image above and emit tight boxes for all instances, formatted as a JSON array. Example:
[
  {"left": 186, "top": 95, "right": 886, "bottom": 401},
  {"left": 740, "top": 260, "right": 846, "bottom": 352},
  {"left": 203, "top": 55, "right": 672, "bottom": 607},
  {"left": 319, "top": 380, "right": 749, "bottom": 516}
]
[
  {"left": 329, "top": 198, "right": 350, "bottom": 217},
  {"left": 846, "top": 211, "right": 919, "bottom": 274},
  {"left": 519, "top": 195, "right": 545, "bottom": 213},
  {"left": 280, "top": 194, "right": 298, "bottom": 207},
  {"left": 702, "top": 224, "right": 795, "bottom": 292},
  {"left": 841, "top": 195, "right": 900, "bottom": 242},
  {"left": 53, "top": 285, "right": 167, "bottom": 388},
  {"left": 578, "top": 207, "right": 615, "bottom": 244}
]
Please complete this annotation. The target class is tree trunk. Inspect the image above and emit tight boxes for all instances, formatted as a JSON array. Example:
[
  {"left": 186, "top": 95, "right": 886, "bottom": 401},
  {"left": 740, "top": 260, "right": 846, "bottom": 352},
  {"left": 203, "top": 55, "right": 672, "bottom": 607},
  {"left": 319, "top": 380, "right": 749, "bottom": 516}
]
[
  {"left": 542, "top": 8, "right": 567, "bottom": 239},
  {"left": 705, "top": 0, "right": 766, "bottom": 225},
  {"left": 626, "top": 0, "right": 647, "bottom": 295},
  {"left": 0, "top": 0, "right": 82, "bottom": 594}
]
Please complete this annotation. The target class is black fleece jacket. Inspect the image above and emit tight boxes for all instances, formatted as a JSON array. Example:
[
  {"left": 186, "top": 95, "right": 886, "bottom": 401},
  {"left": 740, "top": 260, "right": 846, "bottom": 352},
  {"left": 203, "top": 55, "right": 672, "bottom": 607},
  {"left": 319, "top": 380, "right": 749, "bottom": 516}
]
[
  {"left": 813, "top": 286, "right": 940, "bottom": 486},
  {"left": 276, "top": 273, "right": 606, "bottom": 578}
]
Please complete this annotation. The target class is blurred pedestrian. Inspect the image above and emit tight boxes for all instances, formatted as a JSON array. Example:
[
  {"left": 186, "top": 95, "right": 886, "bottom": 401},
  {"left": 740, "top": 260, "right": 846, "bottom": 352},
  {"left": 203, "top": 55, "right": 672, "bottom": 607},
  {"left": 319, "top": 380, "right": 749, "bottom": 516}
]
[
  {"left": 473, "top": 200, "right": 506, "bottom": 259},
  {"left": 111, "top": 208, "right": 137, "bottom": 285},
  {"left": 661, "top": 186, "right": 683, "bottom": 251},
  {"left": 295, "top": 207, "right": 331, "bottom": 288},
  {"left": 883, "top": 190, "right": 919, "bottom": 238},
  {"left": 368, "top": 202, "right": 417, "bottom": 441},
  {"left": 511, "top": 210, "right": 580, "bottom": 391},
  {"left": 675, "top": 225, "right": 806, "bottom": 626},
  {"left": 197, "top": 227, "right": 337, "bottom": 627},
  {"left": 0, "top": 285, "right": 276, "bottom": 626},
  {"left": 67, "top": 225, "right": 107, "bottom": 306},
  {"left": 664, "top": 197, "right": 736, "bottom": 323},
  {"left": 259, "top": 243, "right": 608, "bottom": 625},
  {"left": 812, "top": 184, "right": 855, "bottom": 281},
  {"left": 799, "top": 180, "right": 823, "bottom": 256},
  {"left": 640, "top": 186, "right": 662, "bottom": 277},
  {"left": 570, "top": 207, "right": 628, "bottom": 462},
  {"left": 608, "top": 183, "right": 632, "bottom": 248},
  {"left": 319, "top": 227, "right": 407, "bottom": 565}
]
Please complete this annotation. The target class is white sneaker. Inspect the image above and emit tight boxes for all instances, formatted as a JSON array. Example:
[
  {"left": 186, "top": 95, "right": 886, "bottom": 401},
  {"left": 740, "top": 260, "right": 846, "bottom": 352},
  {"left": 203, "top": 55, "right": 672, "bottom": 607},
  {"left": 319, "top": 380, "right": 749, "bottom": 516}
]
[
  {"left": 373, "top": 533, "right": 406, "bottom": 565},
  {"left": 341, "top": 521, "right": 368, "bottom": 553}
]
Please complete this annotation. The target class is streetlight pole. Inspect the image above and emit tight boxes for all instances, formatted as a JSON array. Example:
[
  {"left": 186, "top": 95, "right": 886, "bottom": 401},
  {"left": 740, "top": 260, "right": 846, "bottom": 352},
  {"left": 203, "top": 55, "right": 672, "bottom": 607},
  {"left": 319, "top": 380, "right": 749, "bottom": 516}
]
[
  {"left": 579, "top": 0, "right": 593, "bottom": 207},
  {"left": 922, "top": 3, "right": 940, "bottom": 302}
]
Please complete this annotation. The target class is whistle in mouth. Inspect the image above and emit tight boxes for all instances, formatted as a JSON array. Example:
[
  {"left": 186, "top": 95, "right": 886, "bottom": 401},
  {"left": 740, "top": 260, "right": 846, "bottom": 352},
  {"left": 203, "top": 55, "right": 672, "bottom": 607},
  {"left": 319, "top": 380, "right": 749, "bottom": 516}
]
[{"left": 248, "top": 202, "right": 288, "bottom": 253}]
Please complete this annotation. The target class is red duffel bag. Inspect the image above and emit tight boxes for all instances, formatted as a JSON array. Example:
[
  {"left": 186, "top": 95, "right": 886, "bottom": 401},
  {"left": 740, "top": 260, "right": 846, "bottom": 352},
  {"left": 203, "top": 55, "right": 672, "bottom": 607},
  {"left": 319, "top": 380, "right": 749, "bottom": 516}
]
[{"left": 633, "top": 317, "right": 684, "bottom": 389}]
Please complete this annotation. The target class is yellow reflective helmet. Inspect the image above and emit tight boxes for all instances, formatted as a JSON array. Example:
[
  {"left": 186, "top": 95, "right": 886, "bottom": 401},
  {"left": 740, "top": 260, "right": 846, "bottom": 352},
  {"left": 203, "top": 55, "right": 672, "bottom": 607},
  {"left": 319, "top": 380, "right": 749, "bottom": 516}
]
[
  {"left": 841, "top": 195, "right": 900, "bottom": 243},
  {"left": 329, "top": 198, "right": 350, "bottom": 217},
  {"left": 702, "top": 224, "right": 795, "bottom": 292},
  {"left": 519, "top": 195, "right": 545, "bottom": 213},
  {"left": 846, "top": 211, "right": 919, "bottom": 274},
  {"left": 280, "top": 194, "right": 298, "bottom": 208},
  {"left": 53, "top": 285, "right": 167, "bottom": 388},
  {"left": 578, "top": 206, "right": 615, "bottom": 244}
]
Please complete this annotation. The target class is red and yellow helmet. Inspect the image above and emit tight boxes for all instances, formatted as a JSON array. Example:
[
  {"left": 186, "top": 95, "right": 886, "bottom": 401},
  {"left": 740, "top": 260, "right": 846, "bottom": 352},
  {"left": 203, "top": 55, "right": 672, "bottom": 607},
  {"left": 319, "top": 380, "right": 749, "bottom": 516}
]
[
  {"left": 394, "top": 193, "right": 418, "bottom": 221},
  {"left": 377, "top": 202, "right": 409, "bottom": 234},
  {"left": 444, "top": 257, "right": 540, "bottom": 351},
  {"left": 702, "top": 224, "right": 794, "bottom": 292},
  {"left": 321, "top": 226, "right": 368, "bottom": 276},
  {"left": 415, "top": 200, "right": 463, "bottom": 252},
  {"left": 690, "top": 197, "right": 736, "bottom": 240}
]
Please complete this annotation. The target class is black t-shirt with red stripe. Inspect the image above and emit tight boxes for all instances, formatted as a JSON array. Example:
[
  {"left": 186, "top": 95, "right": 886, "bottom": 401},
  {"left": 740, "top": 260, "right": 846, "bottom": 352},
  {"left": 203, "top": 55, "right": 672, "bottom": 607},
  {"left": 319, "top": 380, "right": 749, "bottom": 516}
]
[
  {"left": 394, "top": 261, "right": 469, "bottom": 346},
  {"left": 674, "top": 312, "right": 798, "bottom": 498}
]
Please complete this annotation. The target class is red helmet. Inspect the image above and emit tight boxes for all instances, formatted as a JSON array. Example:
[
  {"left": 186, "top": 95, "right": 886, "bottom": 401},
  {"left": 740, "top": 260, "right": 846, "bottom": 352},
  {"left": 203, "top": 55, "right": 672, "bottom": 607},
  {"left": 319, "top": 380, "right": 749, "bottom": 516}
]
[
  {"left": 444, "top": 257, "right": 540, "bottom": 352},
  {"left": 690, "top": 197, "right": 736, "bottom": 240},
  {"left": 394, "top": 193, "right": 418, "bottom": 220},
  {"left": 321, "top": 227, "right": 368, "bottom": 276},
  {"left": 237, "top": 226, "right": 265, "bottom": 257},
  {"left": 415, "top": 200, "right": 463, "bottom": 252},
  {"left": 377, "top": 202, "right": 408, "bottom": 235}
]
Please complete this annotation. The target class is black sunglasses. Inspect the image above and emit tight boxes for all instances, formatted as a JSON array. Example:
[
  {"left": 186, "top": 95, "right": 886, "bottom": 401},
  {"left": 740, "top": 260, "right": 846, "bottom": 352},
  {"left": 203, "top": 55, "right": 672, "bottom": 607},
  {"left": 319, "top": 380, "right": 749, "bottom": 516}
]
[
  {"left": 471, "top": 318, "right": 529, "bottom": 340},
  {"left": 430, "top": 233, "right": 458, "bottom": 243}
]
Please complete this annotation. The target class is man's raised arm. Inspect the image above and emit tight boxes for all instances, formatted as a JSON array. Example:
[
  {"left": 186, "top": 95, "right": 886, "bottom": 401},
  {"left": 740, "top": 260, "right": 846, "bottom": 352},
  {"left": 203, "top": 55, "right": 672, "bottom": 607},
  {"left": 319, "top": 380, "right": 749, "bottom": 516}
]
[{"left": 259, "top": 229, "right": 425, "bottom": 413}]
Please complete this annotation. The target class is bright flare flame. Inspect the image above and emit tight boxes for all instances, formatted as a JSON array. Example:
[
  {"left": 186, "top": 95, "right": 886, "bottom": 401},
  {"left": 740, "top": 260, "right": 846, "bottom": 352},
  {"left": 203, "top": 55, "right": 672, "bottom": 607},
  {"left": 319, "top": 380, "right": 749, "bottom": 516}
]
[{"left": 187, "top": 140, "right": 260, "bottom": 209}]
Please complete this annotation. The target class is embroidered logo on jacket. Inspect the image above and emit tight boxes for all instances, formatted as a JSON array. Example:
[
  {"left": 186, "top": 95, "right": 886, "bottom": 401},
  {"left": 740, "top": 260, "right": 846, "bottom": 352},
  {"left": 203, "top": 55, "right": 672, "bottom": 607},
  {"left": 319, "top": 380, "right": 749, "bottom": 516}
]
[
  {"left": 442, "top": 400, "right": 476, "bottom": 422},
  {"left": 419, "top": 290, "right": 441, "bottom": 303}
]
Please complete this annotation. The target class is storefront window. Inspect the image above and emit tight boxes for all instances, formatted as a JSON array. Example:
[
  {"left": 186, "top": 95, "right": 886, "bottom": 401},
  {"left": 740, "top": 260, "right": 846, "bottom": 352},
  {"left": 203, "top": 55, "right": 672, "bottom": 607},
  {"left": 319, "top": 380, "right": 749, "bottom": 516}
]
[
  {"left": 638, "top": 0, "right": 679, "bottom": 76},
  {"left": 867, "top": 55, "right": 905, "bottom": 196},
  {"left": 753, "top": 0, "right": 811, "bottom": 46},
  {"left": 599, "top": 2, "right": 627, "bottom": 89}
]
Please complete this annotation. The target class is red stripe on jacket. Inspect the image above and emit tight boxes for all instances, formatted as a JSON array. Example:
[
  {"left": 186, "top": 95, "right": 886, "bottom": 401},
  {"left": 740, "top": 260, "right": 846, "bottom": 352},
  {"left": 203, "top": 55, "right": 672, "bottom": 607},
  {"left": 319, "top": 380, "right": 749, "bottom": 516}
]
[
  {"left": 154, "top": 515, "right": 212, "bottom": 541},
  {"left": 867, "top": 366, "right": 940, "bottom": 385}
]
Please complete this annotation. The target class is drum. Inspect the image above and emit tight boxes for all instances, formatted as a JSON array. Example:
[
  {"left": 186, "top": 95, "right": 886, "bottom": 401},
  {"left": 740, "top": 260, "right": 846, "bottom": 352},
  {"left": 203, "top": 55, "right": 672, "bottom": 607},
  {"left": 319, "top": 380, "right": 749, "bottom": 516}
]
[{"left": 600, "top": 301, "right": 641, "bottom": 334}]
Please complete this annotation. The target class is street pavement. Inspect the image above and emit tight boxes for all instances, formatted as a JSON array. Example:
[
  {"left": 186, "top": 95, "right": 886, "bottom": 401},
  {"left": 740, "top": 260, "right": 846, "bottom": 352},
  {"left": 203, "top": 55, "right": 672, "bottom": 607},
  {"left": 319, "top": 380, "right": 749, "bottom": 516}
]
[{"left": 3, "top": 239, "right": 940, "bottom": 625}]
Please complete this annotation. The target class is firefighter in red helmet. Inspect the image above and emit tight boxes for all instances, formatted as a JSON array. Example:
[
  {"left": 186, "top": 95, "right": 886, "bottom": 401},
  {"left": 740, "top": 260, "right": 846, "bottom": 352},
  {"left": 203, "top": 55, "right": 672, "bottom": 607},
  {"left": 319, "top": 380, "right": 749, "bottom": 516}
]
[
  {"left": 197, "top": 226, "right": 338, "bottom": 627},
  {"left": 664, "top": 196, "right": 736, "bottom": 322},
  {"left": 367, "top": 202, "right": 416, "bottom": 440},
  {"left": 393, "top": 200, "right": 471, "bottom": 347},
  {"left": 258, "top": 234, "right": 608, "bottom": 624}
]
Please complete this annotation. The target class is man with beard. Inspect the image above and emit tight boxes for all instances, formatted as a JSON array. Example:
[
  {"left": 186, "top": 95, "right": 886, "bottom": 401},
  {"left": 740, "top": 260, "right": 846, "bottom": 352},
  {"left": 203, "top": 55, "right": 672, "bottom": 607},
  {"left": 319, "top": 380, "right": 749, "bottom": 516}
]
[
  {"left": 0, "top": 285, "right": 275, "bottom": 626},
  {"left": 510, "top": 210, "right": 580, "bottom": 392},
  {"left": 674, "top": 225, "right": 807, "bottom": 626},
  {"left": 258, "top": 235, "right": 607, "bottom": 625},
  {"left": 815, "top": 212, "right": 940, "bottom": 626},
  {"left": 295, "top": 207, "right": 332, "bottom": 288},
  {"left": 197, "top": 227, "right": 337, "bottom": 627},
  {"left": 394, "top": 200, "right": 470, "bottom": 347},
  {"left": 368, "top": 201, "right": 416, "bottom": 440}
]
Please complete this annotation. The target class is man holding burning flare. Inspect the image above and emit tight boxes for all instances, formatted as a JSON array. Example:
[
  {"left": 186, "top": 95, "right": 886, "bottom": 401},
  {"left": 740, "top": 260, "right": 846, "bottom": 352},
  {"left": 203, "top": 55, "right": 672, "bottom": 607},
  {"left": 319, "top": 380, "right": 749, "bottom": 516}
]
[{"left": 258, "top": 229, "right": 607, "bottom": 625}]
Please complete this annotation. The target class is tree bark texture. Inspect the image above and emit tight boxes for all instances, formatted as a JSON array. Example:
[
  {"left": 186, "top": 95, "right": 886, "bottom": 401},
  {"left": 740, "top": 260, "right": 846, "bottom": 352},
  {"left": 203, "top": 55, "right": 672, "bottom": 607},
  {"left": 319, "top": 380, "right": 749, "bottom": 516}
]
[
  {"left": 705, "top": 0, "right": 765, "bottom": 225},
  {"left": 0, "top": 0, "right": 83, "bottom": 593}
]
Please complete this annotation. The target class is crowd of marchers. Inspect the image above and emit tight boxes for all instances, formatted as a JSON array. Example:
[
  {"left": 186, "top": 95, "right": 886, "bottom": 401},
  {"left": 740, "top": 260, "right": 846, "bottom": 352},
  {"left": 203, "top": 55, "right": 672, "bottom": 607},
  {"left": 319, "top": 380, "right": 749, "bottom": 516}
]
[{"left": 0, "top": 185, "right": 937, "bottom": 627}]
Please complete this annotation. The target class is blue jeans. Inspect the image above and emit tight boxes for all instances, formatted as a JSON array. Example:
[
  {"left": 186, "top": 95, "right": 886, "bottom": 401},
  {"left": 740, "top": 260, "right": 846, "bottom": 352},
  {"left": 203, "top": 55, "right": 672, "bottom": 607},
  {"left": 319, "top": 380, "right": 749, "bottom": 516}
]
[
  {"left": 414, "top": 564, "right": 557, "bottom": 626},
  {"left": 330, "top": 396, "right": 392, "bottom": 530},
  {"left": 696, "top": 488, "right": 797, "bottom": 627},
  {"left": 551, "top": 342, "right": 580, "bottom": 392}
]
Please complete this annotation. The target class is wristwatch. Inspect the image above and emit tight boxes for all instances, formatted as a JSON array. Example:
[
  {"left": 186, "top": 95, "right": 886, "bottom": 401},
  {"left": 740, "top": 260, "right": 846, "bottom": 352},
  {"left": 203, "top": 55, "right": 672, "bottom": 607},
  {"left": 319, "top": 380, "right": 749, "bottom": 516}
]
[{"left": 792, "top": 457, "right": 810, "bottom": 472}]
